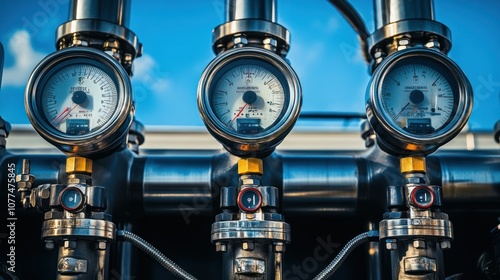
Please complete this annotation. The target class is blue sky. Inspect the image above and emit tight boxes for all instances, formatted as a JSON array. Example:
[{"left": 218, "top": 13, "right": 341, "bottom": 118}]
[{"left": 0, "top": 0, "right": 499, "bottom": 132}]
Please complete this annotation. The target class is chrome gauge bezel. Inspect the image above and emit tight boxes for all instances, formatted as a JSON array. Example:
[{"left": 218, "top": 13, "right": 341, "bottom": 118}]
[
  {"left": 366, "top": 48, "right": 473, "bottom": 155},
  {"left": 198, "top": 47, "right": 302, "bottom": 156},
  {"left": 25, "top": 47, "right": 134, "bottom": 156}
]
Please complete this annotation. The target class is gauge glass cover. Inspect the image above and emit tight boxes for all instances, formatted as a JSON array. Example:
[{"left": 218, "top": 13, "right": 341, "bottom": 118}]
[
  {"left": 40, "top": 60, "right": 119, "bottom": 136},
  {"left": 209, "top": 58, "right": 289, "bottom": 136},
  {"left": 378, "top": 56, "right": 459, "bottom": 136}
]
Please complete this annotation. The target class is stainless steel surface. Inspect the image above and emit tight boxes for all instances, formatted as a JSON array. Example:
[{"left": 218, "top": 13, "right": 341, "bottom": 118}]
[
  {"left": 374, "top": 0, "right": 434, "bottom": 29},
  {"left": 281, "top": 152, "right": 360, "bottom": 215},
  {"left": 211, "top": 220, "right": 291, "bottom": 241},
  {"left": 226, "top": 0, "right": 276, "bottom": 22},
  {"left": 379, "top": 218, "right": 453, "bottom": 239},
  {"left": 389, "top": 241, "right": 445, "bottom": 279},
  {"left": 212, "top": 0, "right": 289, "bottom": 55},
  {"left": 42, "top": 218, "right": 116, "bottom": 239},
  {"left": 212, "top": 19, "right": 291, "bottom": 55},
  {"left": 141, "top": 152, "right": 214, "bottom": 214},
  {"left": 69, "top": 0, "right": 131, "bottom": 27},
  {"left": 368, "top": 19, "right": 452, "bottom": 57}
]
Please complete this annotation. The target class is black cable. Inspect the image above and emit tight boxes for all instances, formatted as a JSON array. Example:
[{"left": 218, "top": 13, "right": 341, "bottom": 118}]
[{"left": 327, "top": 0, "right": 372, "bottom": 64}]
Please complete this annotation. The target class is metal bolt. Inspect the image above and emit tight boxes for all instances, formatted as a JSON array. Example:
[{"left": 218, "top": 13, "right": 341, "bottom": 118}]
[
  {"left": 233, "top": 35, "right": 248, "bottom": 47},
  {"left": 39, "top": 188, "right": 50, "bottom": 199},
  {"left": 215, "top": 242, "right": 227, "bottom": 252},
  {"left": 413, "top": 239, "right": 426, "bottom": 249},
  {"left": 45, "top": 240, "right": 55, "bottom": 250},
  {"left": 397, "top": 37, "right": 411, "bottom": 51},
  {"left": 242, "top": 241, "right": 255, "bottom": 251},
  {"left": 385, "top": 240, "right": 398, "bottom": 250},
  {"left": 440, "top": 240, "right": 451, "bottom": 250},
  {"left": 245, "top": 213, "right": 255, "bottom": 220},
  {"left": 97, "top": 241, "right": 107, "bottom": 250},
  {"left": 274, "top": 242, "right": 285, "bottom": 252},
  {"left": 64, "top": 240, "right": 77, "bottom": 249},
  {"left": 263, "top": 37, "right": 278, "bottom": 47}
]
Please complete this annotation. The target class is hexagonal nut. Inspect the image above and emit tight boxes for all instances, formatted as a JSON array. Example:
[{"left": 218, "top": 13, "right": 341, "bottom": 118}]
[
  {"left": 238, "top": 158, "right": 263, "bottom": 175},
  {"left": 425, "top": 40, "right": 441, "bottom": 49},
  {"left": 16, "top": 174, "right": 35, "bottom": 183},
  {"left": 66, "top": 157, "right": 92, "bottom": 175},
  {"left": 64, "top": 240, "right": 77, "bottom": 249},
  {"left": 242, "top": 241, "right": 255, "bottom": 251},
  {"left": 217, "top": 212, "right": 233, "bottom": 221},
  {"left": 44, "top": 240, "right": 55, "bottom": 250},
  {"left": 440, "top": 240, "right": 451, "bottom": 250},
  {"left": 263, "top": 37, "right": 278, "bottom": 47},
  {"left": 385, "top": 241, "right": 398, "bottom": 250},
  {"left": 233, "top": 35, "right": 248, "bottom": 46},
  {"left": 44, "top": 211, "right": 64, "bottom": 220},
  {"left": 215, "top": 242, "right": 227, "bottom": 252},
  {"left": 400, "top": 157, "right": 426, "bottom": 174},
  {"left": 38, "top": 188, "right": 51, "bottom": 199},
  {"left": 273, "top": 242, "right": 285, "bottom": 253},
  {"left": 413, "top": 240, "right": 426, "bottom": 249},
  {"left": 97, "top": 241, "right": 107, "bottom": 250}
]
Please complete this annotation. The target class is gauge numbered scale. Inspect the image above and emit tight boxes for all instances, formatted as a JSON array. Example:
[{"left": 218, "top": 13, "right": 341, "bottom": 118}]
[
  {"left": 25, "top": 47, "right": 133, "bottom": 156},
  {"left": 198, "top": 47, "right": 301, "bottom": 156},
  {"left": 366, "top": 48, "right": 472, "bottom": 155}
]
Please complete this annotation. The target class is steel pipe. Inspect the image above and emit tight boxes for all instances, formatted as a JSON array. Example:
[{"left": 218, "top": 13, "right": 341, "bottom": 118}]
[
  {"left": 69, "top": 0, "right": 131, "bottom": 27},
  {"left": 226, "top": 0, "right": 276, "bottom": 22},
  {"left": 5, "top": 149, "right": 500, "bottom": 216},
  {"left": 374, "top": 0, "right": 434, "bottom": 30}
]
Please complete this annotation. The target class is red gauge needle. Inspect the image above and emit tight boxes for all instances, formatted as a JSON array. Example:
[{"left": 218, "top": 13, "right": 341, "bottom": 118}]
[
  {"left": 52, "top": 104, "right": 78, "bottom": 125},
  {"left": 231, "top": 104, "right": 248, "bottom": 123},
  {"left": 395, "top": 102, "right": 410, "bottom": 120}
]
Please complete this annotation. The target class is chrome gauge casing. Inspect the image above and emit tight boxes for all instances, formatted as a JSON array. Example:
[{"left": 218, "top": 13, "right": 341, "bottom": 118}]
[
  {"left": 198, "top": 47, "right": 302, "bottom": 157},
  {"left": 366, "top": 48, "right": 473, "bottom": 155},
  {"left": 25, "top": 47, "right": 134, "bottom": 157}
]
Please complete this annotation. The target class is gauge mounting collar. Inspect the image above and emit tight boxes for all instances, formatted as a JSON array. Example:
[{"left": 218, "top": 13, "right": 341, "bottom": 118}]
[
  {"left": 366, "top": 48, "right": 472, "bottom": 156},
  {"left": 198, "top": 47, "right": 302, "bottom": 157},
  {"left": 25, "top": 47, "right": 134, "bottom": 157}
]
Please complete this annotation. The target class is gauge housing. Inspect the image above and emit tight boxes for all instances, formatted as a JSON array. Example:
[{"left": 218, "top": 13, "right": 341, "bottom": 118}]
[
  {"left": 25, "top": 47, "right": 134, "bottom": 157},
  {"left": 366, "top": 48, "right": 473, "bottom": 156},
  {"left": 198, "top": 47, "right": 302, "bottom": 157}
]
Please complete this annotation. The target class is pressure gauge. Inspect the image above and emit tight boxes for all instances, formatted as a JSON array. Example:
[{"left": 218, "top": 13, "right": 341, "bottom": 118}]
[
  {"left": 25, "top": 47, "right": 134, "bottom": 157},
  {"left": 366, "top": 48, "right": 472, "bottom": 155},
  {"left": 198, "top": 47, "right": 301, "bottom": 157}
]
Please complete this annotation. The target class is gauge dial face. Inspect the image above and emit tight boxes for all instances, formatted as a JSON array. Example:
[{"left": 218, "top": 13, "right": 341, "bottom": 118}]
[
  {"left": 209, "top": 59, "right": 288, "bottom": 135},
  {"left": 40, "top": 62, "right": 118, "bottom": 136},
  {"left": 379, "top": 58, "right": 457, "bottom": 135}
]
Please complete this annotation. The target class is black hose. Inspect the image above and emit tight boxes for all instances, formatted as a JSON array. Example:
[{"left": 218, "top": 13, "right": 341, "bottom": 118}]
[
  {"left": 116, "top": 230, "right": 198, "bottom": 280},
  {"left": 327, "top": 0, "right": 372, "bottom": 64},
  {"left": 313, "top": 231, "right": 373, "bottom": 280}
]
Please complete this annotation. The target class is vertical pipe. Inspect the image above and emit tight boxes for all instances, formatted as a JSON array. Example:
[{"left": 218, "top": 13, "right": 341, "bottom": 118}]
[
  {"left": 226, "top": 0, "right": 276, "bottom": 22},
  {"left": 69, "top": 0, "right": 131, "bottom": 27},
  {"left": 374, "top": 0, "right": 434, "bottom": 29}
]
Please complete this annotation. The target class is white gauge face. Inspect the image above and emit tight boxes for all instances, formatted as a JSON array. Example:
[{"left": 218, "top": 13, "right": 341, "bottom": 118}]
[
  {"left": 210, "top": 61, "right": 286, "bottom": 135},
  {"left": 379, "top": 60, "right": 456, "bottom": 135},
  {"left": 41, "top": 63, "right": 118, "bottom": 135}
]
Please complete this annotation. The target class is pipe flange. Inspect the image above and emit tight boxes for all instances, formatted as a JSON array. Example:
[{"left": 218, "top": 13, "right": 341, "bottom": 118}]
[
  {"left": 379, "top": 218, "right": 453, "bottom": 240},
  {"left": 42, "top": 218, "right": 116, "bottom": 240},
  {"left": 212, "top": 19, "right": 290, "bottom": 55},
  {"left": 368, "top": 19, "right": 451, "bottom": 58},
  {"left": 211, "top": 220, "right": 291, "bottom": 243},
  {"left": 56, "top": 19, "right": 142, "bottom": 59}
]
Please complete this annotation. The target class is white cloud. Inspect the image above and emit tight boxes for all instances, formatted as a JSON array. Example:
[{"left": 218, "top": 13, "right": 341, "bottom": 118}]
[
  {"left": 3, "top": 30, "right": 46, "bottom": 87},
  {"left": 132, "top": 53, "right": 170, "bottom": 94}
]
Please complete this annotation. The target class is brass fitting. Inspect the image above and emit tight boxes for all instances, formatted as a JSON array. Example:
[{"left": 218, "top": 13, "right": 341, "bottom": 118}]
[
  {"left": 400, "top": 156, "right": 426, "bottom": 174},
  {"left": 66, "top": 157, "right": 92, "bottom": 175},
  {"left": 238, "top": 158, "right": 263, "bottom": 175}
]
